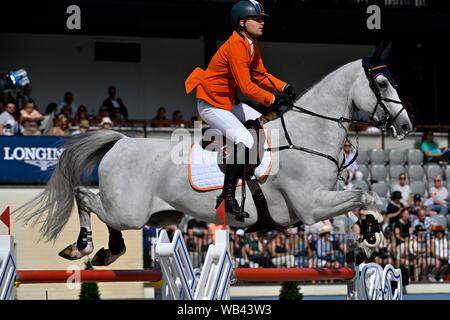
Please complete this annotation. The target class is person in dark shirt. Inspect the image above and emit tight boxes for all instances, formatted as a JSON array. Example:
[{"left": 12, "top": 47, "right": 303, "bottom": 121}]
[
  {"left": 102, "top": 85, "right": 128, "bottom": 121},
  {"left": 383, "top": 190, "right": 404, "bottom": 231},
  {"left": 186, "top": 218, "right": 208, "bottom": 238}
]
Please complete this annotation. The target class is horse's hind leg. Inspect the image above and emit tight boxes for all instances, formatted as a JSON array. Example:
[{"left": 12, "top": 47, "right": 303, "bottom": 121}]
[
  {"left": 58, "top": 186, "right": 95, "bottom": 260},
  {"left": 91, "top": 226, "right": 126, "bottom": 266}
]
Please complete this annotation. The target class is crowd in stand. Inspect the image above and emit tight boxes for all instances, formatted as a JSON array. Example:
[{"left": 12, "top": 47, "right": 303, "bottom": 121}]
[
  {"left": 144, "top": 213, "right": 448, "bottom": 283},
  {"left": 0, "top": 84, "right": 194, "bottom": 136}
]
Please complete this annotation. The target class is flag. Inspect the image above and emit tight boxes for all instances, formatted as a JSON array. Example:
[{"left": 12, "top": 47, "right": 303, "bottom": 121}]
[
  {"left": 215, "top": 200, "right": 226, "bottom": 226},
  {"left": 0, "top": 206, "right": 10, "bottom": 235}
]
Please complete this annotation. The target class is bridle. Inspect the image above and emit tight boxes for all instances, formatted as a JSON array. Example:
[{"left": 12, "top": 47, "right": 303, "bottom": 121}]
[
  {"left": 363, "top": 61, "right": 406, "bottom": 132},
  {"left": 261, "top": 61, "right": 406, "bottom": 178}
]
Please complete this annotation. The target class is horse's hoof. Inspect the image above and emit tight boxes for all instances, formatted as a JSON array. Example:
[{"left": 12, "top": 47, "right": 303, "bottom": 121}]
[
  {"left": 362, "top": 231, "right": 383, "bottom": 248},
  {"left": 91, "top": 247, "right": 126, "bottom": 266},
  {"left": 58, "top": 242, "right": 93, "bottom": 260}
]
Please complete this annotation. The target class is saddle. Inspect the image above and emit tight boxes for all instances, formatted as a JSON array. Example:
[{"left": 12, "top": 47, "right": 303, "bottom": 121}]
[{"left": 199, "top": 118, "right": 286, "bottom": 233}]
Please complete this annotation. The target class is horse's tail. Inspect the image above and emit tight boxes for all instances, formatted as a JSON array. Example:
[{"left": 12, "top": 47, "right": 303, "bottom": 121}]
[{"left": 14, "top": 130, "right": 125, "bottom": 242}]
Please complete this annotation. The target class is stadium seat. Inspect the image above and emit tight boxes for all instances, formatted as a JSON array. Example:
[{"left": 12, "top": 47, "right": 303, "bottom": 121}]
[
  {"left": 356, "top": 149, "right": 370, "bottom": 165},
  {"left": 408, "top": 165, "right": 425, "bottom": 182},
  {"left": 426, "top": 164, "right": 444, "bottom": 182},
  {"left": 446, "top": 166, "right": 450, "bottom": 181},
  {"left": 389, "top": 165, "right": 407, "bottom": 182},
  {"left": 370, "top": 164, "right": 388, "bottom": 181},
  {"left": 407, "top": 149, "right": 424, "bottom": 165},
  {"left": 358, "top": 164, "right": 369, "bottom": 181},
  {"left": 352, "top": 180, "right": 369, "bottom": 191},
  {"left": 389, "top": 150, "right": 406, "bottom": 165},
  {"left": 370, "top": 149, "right": 387, "bottom": 165},
  {"left": 371, "top": 181, "right": 389, "bottom": 198},
  {"left": 410, "top": 181, "right": 427, "bottom": 197}
]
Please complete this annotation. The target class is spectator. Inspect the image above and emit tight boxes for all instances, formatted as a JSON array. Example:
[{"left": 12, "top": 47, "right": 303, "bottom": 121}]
[
  {"left": 231, "top": 229, "right": 250, "bottom": 267},
  {"left": 100, "top": 117, "right": 113, "bottom": 129},
  {"left": 40, "top": 102, "right": 58, "bottom": 135},
  {"left": 292, "top": 225, "right": 310, "bottom": 268},
  {"left": 184, "top": 226, "right": 203, "bottom": 268},
  {"left": 0, "top": 102, "right": 20, "bottom": 135},
  {"left": 73, "top": 105, "right": 91, "bottom": 126},
  {"left": 392, "top": 173, "right": 413, "bottom": 207},
  {"left": 59, "top": 105, "right": 74, "bottom": 124},
  {"left": 71, "top": 119, "right": 90, "bottom": 135},
  {"left": 102, "top": 85, "right": 128, "bottom": 121},
  {"left": 383, "top": 191, "right": 404, "bottom": 231},
  {"left": 48, "top": 114, "right": 69, "bottom": 136},
  {"left": 428, "top": 175, "right": 450, "bottom": 216},
  {"left": 394, "top": 208, "right": 412, "bottom": 272},
  {"left": 17, "top": 83, "right": 38, "bottom": 111},
  {"left": 269, "top": 230, "right": 295, "bottom": 268},
  {"left": 20, "top": 102, "right": 43, "bottom": 136},
  {"left": 409, "top": 225, "right": 431, "bottom": 282},
  {"left": 311, "top": 225, "right": 344, "bottom": 269},
  {"left": 57, "top": 91, "right": 77, "bottom": 116},
  {"left": 244, "top": 232, "right": 273, "bottom": 268},
  {"left": 152, "top": 107, "right": 169, "bottom": 128},
  {"left": 429, "top": 225, "right": 449, "bottom": 282},
  {"left": 95, "top": 105, "right": 109, "bottom": 125},
  {"left": 186, "top": 218, "right": 208, "bottom": 239},
  {"left": 343, "top": 140, "right": 362, "bottom": 181},
  {"left": 374, "top": 229, "right": 394, "bottom": 267},
  {"left": 413, "top": 207, "right": 432, "bottom": 231},
  {"left": 171, "top": 110, "right": 185, "bottom": 128},
  {"left": 410, "top": 193, "right": 425, "bottom": 217},
  {"left": 421, "top": 131, "right": 450, "bottom": 164}
]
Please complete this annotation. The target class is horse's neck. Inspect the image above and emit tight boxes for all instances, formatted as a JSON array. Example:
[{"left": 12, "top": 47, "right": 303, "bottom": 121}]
[{"left": 267, "top": 61, "right": 360, "bottom": 159}]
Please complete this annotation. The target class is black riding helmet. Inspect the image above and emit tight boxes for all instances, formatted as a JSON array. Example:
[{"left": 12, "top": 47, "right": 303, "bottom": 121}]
[{"left": 230, "top": 0, "right": 270, "bottom": 27}]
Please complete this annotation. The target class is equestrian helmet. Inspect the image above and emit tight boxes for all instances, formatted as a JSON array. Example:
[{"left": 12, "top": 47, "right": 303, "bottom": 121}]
[{"left": 230, "top": 0, "right": 270, "bottom": 26}]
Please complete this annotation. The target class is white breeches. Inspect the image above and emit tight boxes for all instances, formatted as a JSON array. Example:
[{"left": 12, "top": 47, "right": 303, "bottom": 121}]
[{"left": 197, "top": 99, "right": 261, "bottom": 149}]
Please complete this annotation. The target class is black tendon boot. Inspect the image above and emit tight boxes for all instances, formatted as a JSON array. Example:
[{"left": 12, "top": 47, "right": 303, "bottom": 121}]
[{"left": 216, "top": 163, "right": 250, "bottom": 222}]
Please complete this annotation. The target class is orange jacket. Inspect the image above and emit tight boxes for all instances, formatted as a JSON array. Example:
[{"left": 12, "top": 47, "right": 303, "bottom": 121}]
[{"left": 185, "top": 31, "right": 286, "bottom": 111}]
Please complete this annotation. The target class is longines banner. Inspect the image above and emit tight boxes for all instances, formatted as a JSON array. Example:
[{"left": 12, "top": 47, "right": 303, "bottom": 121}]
[{"left": 0, "top": 136, "right": 98, "bottom": 184}]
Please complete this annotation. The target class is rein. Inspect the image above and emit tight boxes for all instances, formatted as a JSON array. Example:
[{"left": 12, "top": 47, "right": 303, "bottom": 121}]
[{"left": 259, "top": 64, "right": 405, "bottom": 179}]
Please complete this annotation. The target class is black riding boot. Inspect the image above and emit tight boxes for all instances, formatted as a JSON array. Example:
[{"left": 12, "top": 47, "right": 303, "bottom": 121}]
[{"left": 216, "top": 163, "right": 250, "bottom": 222}]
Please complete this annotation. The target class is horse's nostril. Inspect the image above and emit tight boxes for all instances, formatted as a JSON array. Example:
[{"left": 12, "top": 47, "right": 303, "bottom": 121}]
[{"left": 401, "top": 124, "right": 409, "bottom": 132}]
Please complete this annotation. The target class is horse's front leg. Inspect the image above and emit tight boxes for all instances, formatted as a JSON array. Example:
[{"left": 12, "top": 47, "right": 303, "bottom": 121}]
[{"left": 308, "top": 189, "right": 384, "bottom": 264}]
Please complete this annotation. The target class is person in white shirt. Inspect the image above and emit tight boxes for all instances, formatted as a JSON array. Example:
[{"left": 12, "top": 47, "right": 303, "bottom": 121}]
[
  {"left": 429, "top": 176, "right": 449, "bottom": 215},
  {"left": 392, "top": 173, "right": 413, "bottom": 207},
  {"left": 0, "top": 102, "right": 20, "bottom": 135},
  {"left": 57, "top": 91, "right": 78, "bottom": 117}
]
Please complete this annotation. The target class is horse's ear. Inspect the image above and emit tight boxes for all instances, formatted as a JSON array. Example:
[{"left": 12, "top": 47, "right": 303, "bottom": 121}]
[
  {"left": 370, "top": 40, "right": 385, "bottom": 64},
  {"left": 379, "top": 42, "right": 392, "bottom": 64}
]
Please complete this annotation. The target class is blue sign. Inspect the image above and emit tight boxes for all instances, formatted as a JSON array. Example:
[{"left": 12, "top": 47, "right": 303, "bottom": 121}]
[{"left": 0, "top": 136, "right": 98, "bottom": 185}]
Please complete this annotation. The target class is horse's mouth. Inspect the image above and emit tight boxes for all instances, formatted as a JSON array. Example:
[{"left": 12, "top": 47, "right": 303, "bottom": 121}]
[{"left": 390, "top": 123, "right": 410, "bottom": 141}]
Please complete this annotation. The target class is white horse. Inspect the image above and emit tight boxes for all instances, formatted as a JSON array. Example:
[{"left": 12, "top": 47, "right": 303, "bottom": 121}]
[{"left": 16, "top": 45, "right": 412, "bottom": 266}]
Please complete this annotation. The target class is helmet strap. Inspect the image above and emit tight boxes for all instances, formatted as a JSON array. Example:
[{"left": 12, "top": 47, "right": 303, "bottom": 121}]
[{"left": 239, "top": 20, "right": 257, "bottom": 41}]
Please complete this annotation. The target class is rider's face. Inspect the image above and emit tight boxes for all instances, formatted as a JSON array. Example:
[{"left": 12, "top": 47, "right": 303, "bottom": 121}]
[{"left": 241, "top": 17, "right": 264, "bottom": 38}]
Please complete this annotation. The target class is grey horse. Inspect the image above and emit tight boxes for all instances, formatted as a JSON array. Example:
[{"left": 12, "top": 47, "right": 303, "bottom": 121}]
[{"left": 16, "top": 45, "right": 412, "bottom": 266}]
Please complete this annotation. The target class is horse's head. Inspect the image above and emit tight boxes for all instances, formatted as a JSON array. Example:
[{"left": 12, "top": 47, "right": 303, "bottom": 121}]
[{"left": 351, "top": 43, "right": 412, "bottom": 140}]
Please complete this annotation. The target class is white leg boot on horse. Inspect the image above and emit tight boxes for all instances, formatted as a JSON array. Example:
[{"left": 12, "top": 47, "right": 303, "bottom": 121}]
[
  {"left": 308, "top": 189, "right": 384, "bottom": 264},
  {"left": 58, "top": 186, "right": 94, "bottom": 260}
]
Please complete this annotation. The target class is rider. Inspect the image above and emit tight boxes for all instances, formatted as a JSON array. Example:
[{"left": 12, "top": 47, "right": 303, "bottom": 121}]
[{"left": 185, "top": 0, "right": 297, "bottom": 221}]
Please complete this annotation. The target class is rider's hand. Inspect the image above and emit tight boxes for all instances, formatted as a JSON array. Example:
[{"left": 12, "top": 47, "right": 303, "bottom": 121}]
[
  {"left": 283, "top": 84, "right": 298, "bottom": 102},
  {"left": 267, "top": 94, "right": 290, "bottom": 114}
]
